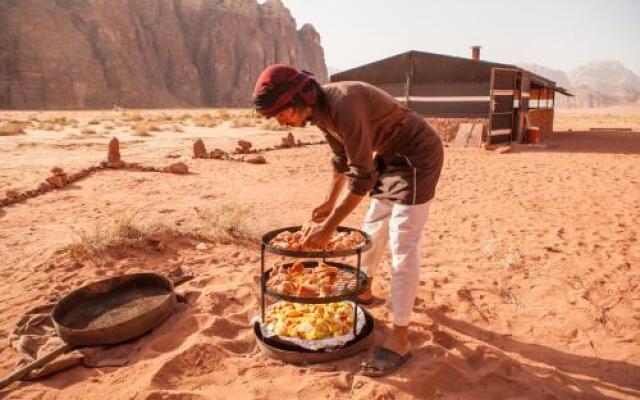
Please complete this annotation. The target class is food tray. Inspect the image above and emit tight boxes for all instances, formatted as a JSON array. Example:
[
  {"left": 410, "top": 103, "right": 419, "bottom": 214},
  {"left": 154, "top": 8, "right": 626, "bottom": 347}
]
[
  {"left": 254, "top": 307, "right": 374, "bottom": 364},
  {"left": 261, "top": 226, "right": 372, "bottom": 258},
  {"left": 262, "top": 260, "right": 367, "bottom": 304}
]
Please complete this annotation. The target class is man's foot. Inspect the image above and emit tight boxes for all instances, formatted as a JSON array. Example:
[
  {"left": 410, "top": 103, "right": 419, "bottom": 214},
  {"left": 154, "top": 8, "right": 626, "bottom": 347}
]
[{"left": 380, "top": 328, "right": 411, "bottom": 356}]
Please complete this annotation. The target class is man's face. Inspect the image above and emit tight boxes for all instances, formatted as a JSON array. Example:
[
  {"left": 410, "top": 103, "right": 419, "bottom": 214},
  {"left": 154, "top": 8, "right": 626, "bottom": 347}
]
[{"left": 274, "top": 106, "right": 311, "bottom": 128}]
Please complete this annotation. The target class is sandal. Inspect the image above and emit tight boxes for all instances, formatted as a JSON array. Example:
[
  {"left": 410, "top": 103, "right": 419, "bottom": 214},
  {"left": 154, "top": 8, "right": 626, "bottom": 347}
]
[{"left": 360, "top": 346, "right": 412, "bottom": 377}]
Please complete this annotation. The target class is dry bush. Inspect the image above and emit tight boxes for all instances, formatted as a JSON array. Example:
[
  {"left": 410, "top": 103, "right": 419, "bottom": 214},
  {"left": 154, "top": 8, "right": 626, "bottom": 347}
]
[
  {"left": 132, "top": 123, "right": 156, "bottom": 136},
  {"left": 235, "top": 109, "right": 254, "bottom": 118},
  {"left": 216, "top": 109, "right": 232, "bottom": 121},
  {"left": 81, "top": 128, "right": 97, "bottom": 135},
  {"left": 124, "top": 111, "right": 145, "bottom": 122},
  {"left": 88, "top": 119, "right": 101, "bottom": 125},
  {"left": 194, "top": 114, "right": 219, "bottom": 128},
  {"left": 51, "top": 116, "right": 76, "bottom": 126},
  {"left": 189, "top": 203, "right": 259, "bottom": 244},
  {"left": 68, "top": 212, "right": 163, "bottom": 260},
  {"left": 260, "top": 118, "right": 289, "bottom": 131},
  {"left": 172, "top": 124, "right": 185, "bottom": 133},
  {"left": 0, "top": 122, "right": 28, "bottom": 136},
  {"left": 38, "top": 121, "right": 58, "bottom": 131},
  {"left": 230, "top": 117, "right": 258, "bottom": 128}
]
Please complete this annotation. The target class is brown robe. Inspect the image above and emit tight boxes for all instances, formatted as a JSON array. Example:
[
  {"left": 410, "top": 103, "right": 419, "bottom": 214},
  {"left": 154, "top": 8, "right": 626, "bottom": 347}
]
[{"left": 311, "top": 81, "right": 444, "bottom": 205}]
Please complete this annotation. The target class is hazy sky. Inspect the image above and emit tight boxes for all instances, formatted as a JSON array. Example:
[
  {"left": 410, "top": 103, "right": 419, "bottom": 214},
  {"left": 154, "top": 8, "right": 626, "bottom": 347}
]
[{"left": 277, "top": 0, "right": 640, "bottom": 75}]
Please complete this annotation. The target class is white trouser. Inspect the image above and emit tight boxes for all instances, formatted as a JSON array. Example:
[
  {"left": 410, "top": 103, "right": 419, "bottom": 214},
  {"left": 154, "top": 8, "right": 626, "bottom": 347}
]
[{"left": 361, "top": 198, "right": 431, "bottom": 326}]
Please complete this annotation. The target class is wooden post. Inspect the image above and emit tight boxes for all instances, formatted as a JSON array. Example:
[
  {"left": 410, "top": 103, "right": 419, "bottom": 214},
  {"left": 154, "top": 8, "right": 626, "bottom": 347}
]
[{"left": 405, "top": 53, "right": 414, "bottom": 109}]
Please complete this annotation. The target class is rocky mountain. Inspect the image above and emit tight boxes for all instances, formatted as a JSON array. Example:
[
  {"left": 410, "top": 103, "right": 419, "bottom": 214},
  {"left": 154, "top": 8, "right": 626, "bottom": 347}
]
[
  {"left": 0, "top": 0, "right": 328, "bottom": 109},
  {"left": 518, "top": 61, "right": 640, "bottom": 109}
]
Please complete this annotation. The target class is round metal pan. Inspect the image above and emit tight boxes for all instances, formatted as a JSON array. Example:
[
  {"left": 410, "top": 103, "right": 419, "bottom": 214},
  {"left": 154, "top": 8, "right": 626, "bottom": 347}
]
[
  {"left": 51, "top": 273, "right": 177, "bottom": 346},
  {"left": 262, "top": 226, "right": 373, "bottom": 258},
  {"left": 263, "top": 260, "right": 368, "bottom": 304},
  {"left": 254, "top": 307, "right": 375, "bottom": 364}
]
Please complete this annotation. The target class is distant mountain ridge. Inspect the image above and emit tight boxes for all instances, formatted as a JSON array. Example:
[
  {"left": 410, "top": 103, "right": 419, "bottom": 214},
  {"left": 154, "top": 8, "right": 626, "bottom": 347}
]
[{"left": 518, "top": 60, "right": 640, "bottom": 108}]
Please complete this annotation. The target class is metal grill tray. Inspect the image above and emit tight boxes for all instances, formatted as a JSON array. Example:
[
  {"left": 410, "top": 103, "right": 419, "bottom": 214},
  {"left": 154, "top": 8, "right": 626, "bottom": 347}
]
[
  {"left": 261, "top": 226, "right": 372, "bottom": 258},
  {"left": 263, "top": 260, "right": 367, "bottom": 304},
  {"left": 254, "top": 307, "right": 374, "bottom": 364}
]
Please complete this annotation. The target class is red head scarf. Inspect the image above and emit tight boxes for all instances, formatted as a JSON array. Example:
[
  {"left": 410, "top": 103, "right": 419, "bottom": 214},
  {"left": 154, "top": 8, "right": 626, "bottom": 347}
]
[{"left": 252, "top": 64, "right": 318, "bottom": 117}]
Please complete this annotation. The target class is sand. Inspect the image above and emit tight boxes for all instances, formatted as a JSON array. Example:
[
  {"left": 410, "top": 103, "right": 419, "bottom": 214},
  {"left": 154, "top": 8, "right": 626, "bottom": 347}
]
[{"left": 0, "top": 109, "right": 638, "bottom": 399}]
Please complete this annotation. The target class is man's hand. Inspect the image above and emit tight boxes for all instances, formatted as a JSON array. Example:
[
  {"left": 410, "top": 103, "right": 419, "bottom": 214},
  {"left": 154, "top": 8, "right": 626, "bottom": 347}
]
[
  {"left": 311, "top": 201, "right": 334, "bottom": 223},
  {"left": 302, "top": 223, "right": 334, "bottom": 250}
]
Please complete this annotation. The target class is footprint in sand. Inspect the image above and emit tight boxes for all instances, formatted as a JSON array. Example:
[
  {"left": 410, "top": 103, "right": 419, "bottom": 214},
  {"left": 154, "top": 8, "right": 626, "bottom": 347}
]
[
  {"left": 136, "top": 391, "right": 207, "bottom": 400},
  {"left": 202, "top": 316, "right": 245, "bottom": 340},
  {"left": 218, "top": 331, "right": 257, "bottom": 355},
  {"left": 295, "top": 372, "right": 354, "bottom": 399},
  {"left": 148, "top": 311, "right": 200, "bottom": 354},
  {"left": 151, "top": 343, "right": 237, "bottom": 389}
]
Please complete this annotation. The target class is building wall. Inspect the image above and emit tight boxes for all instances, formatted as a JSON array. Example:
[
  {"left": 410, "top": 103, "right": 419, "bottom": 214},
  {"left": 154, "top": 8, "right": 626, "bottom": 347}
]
[
  {"left": 425, "top": 117, "right": 488, "bottom": 142},
  {"left": 527, "top": 109, "right": 554, "bottom": 139}
]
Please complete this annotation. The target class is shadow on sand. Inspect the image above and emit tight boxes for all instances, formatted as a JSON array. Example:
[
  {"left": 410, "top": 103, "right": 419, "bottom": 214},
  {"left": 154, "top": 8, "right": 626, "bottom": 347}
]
[
  {"left": 355, "top": 305, "right": 639, "bottom": 399},
  {"left": 375, "top": 308, "right": 640, "bottom": 400},
  {"left": 513, "top": 130, "right": 640, "bottom": 155}
]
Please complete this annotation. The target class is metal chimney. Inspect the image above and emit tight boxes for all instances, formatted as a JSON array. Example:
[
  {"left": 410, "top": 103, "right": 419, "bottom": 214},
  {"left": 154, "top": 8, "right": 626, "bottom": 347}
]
[{"left": 471, "top": 46, "right": 481, "bottom": 61}]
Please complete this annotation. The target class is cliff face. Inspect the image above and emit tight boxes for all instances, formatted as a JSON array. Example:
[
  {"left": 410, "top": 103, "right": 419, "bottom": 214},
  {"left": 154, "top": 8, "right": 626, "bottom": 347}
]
[{"left": 0, "top": 0, "right": 328, "bottom": 109}]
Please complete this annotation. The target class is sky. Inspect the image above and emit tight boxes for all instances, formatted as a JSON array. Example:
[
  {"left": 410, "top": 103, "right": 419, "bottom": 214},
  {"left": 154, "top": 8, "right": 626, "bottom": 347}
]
[{"left": 276, "top": 0, "right": 640, "bottom": 75}]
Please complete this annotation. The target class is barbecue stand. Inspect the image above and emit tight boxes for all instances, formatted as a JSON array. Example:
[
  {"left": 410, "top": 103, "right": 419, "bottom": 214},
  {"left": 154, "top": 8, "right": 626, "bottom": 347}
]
[{"left": 256, "top": 226, "right": 375, "bottom": 363}]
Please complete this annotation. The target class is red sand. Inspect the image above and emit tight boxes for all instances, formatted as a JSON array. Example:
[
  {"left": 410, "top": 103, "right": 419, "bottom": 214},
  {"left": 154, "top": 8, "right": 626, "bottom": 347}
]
[{"left": 0, "top": 110, "right": 638, "bottom": 399}]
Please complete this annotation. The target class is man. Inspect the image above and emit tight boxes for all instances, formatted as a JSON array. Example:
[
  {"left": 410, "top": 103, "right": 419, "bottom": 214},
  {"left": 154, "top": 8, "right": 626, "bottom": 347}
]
[{"left": 253, "top": 64, "right": 444, "bottom": 376}]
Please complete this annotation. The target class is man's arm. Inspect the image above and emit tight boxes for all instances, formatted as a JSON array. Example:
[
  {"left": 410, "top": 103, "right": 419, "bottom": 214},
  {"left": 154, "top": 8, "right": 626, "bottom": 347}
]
[
  {"left": 324, "top": 192, "right": 364, "bottom": 232},
  {"left": 326, "top": 172, "right": 347, "bottom": 205},
  {"left": 312, "top": 172, "right": 347, "bottom": 223},
  {"left": 304, "top": 191, "right": 364, "bottom": 249}
]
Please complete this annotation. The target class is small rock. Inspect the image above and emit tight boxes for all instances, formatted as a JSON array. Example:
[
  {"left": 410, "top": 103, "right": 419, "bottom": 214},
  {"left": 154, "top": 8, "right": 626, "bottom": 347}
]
[
  {"left": 46, "top": 174, "right": 67, "bottom": 188},
  {"left": 483, "top": 143, "right": 498, "bottom": 151},
  {"left": 281, "top": 132, "right": 295, "bottom": 148},
  {"left": 238, "top": 140, "right": 252, "bottom": 150},
  {"left": 25, "top": 190, "right": 38, "bottom": 197},
  {"left": 498, "top": 146, "right": 513, "bottom": 154},
  {"left": 107, "top": 160, "right": 126, "bottom": 169},
  {"left": 38, "top": 182, "right": 51, "bottom": 193},
  {"left": 195, "top": 242, "right": 208, "bottom": 251},
  {"left": 209, "top": 148, "right": 226, "bottom": 160},
  {"left": 193, "top": 139, "right": 208, "bottom": 159},
  {"left": 353, "top": 380, "right": 365, "bottom": 389},
  {"left": 164, "top": 162, "right": 189, "bottom": 174},
  {"left": 245, "top": 154, "right": 266, "bottom": 164},
  {"left": 6, "top": 190, "right": 19, "bottom": 199},
  {"left": 108, "top": 137, "right": 121, "bottom": 163},
  {"left": 142, "top": 166, "right": 156, "bottom": 172},
  {"left": 51, "top": 166, "right": 65, "bottom": 175}
]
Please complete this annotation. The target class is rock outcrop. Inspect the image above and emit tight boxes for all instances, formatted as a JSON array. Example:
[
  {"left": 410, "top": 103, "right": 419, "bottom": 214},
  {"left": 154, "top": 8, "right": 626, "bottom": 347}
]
[{"left": 0, "top": 0, "right": 328, "bottom": 109}]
